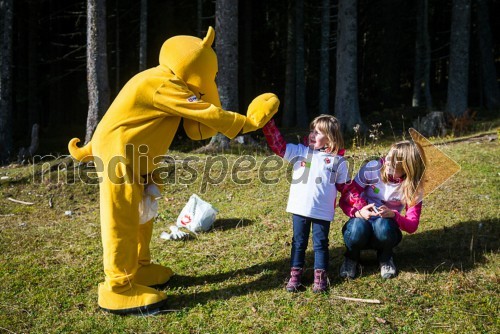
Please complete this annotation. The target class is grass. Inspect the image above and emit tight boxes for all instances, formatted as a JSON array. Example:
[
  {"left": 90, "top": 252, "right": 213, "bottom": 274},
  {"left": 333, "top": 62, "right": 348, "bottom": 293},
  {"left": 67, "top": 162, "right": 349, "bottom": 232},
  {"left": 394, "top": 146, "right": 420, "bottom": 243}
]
[{"left": 0, "top": 127, "right": 498, "bottom": 333}]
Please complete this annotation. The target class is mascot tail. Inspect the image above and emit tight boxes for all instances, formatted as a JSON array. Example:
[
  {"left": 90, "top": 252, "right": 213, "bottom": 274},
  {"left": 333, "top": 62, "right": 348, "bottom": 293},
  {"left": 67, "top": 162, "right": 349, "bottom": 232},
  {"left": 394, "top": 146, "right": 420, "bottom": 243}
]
[{"left": 68, "top": 138, "right": 94, "bottom": 162}]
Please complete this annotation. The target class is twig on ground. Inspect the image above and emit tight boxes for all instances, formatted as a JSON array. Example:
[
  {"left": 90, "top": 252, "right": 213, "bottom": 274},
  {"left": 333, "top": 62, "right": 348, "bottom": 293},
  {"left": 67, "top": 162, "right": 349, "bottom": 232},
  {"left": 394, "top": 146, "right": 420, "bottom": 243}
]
[
  {"left": 457, "top": 310, "right": 489, "bottom": 317},
  {"left": 7, "top": 197, "right": 34, "bottom": 205},
  {"left": 431, "top": 323, "right": 451, "bottom": 328},
  {"left": 0, "top": 326, "right": 17, "bottom": 334},
  {"left": 156, "top": 309, "right": 182, "bottom": 314},
  {"left": 333, "top": 295, "right": 381, "bottom": 304}
]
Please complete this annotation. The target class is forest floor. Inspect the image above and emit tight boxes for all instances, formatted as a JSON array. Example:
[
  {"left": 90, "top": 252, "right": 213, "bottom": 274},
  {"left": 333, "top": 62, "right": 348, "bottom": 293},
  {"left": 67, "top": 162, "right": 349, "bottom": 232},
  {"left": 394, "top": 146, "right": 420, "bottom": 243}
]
[{"left": 0, "top": 122, "right": 498, "bottom": 333}]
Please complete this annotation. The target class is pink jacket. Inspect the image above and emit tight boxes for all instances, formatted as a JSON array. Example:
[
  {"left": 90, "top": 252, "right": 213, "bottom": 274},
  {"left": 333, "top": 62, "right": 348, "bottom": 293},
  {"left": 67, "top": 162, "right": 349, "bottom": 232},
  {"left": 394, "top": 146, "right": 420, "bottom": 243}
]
[{"left": 338, "top": 178, "right": 422, "bottom": 234}]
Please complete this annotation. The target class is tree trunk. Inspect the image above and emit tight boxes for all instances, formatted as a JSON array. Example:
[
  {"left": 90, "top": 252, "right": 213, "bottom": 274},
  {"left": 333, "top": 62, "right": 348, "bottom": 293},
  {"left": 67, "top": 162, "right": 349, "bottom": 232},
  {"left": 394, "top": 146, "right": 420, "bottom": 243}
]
[
  {"left": 282, "top": 0, "right": 296, "bottom": 127},
  {"left": 295, "top": 0, "right": 308, "bottom": 127},
  {"left": 476, "top": 0, "right": 500, "bottom": 109},
  {"left": 0, "top": 0, "right": 14, "bottom": 161},
  {"left": 335, "top": 0, "right": 363, "bottom": 132},
  {"left": 114, "top": 0, "right": 120, "bottom": 94},
  {"left": 216, "top": 1, "right": 238, "bottom": 113},
  {"left": 139, "top": 0, "right": 147, "bottom": 71},
  {"left": 28, "top": 1, "right": 40, "bottom": 128},
  {"left": 48, "top": 0, "right": 63, "bottom": 127},
  {"left": 207, "top": 0, "right": 239, "bottom": 150},
  {"left": 422, "top": 0, "right": 432, "bottom": 109},
  {"left": 319, "top": 0, "right": 331, "bottom": 115},
  {"left": 412, "top": 0, "right": 433, "bottom": 108},
  {"left": 86, "top": 0, "right": 110, "bottom": 144},
  {"left": 206, "top": 133, "right": 229, "bottom": 151},
  {"left": 197, "top": 0, "right": 203, "bottom": 37},
  {"left": 241, "top": 0, "right": 253, "bottom": 110},
  {"left": 446, "top": 0, "right": 470, "bottom": 117},
  {"left": 378, "top": 0, "right": 403, "bottom": 108}
]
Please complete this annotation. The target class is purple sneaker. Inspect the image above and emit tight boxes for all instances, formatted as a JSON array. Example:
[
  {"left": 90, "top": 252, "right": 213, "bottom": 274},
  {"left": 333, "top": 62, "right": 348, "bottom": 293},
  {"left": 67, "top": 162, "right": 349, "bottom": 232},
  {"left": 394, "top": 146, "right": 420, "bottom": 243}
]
[
  {"left": 286, "top": 267, "right": 304, "bottom": 292},
  {"left": 312, "top": 269, "right": 328, "bottom": 293}
]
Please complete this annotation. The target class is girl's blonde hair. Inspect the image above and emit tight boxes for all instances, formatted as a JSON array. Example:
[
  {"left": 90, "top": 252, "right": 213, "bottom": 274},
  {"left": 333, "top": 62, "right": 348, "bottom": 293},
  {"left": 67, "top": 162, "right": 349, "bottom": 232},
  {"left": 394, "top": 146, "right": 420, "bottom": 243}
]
[
  {"left": 310, "top": 114, "right": 344, "bottom": 154},
  {"left": 382, "top": 140, "right": 426, "bottom": 207}
]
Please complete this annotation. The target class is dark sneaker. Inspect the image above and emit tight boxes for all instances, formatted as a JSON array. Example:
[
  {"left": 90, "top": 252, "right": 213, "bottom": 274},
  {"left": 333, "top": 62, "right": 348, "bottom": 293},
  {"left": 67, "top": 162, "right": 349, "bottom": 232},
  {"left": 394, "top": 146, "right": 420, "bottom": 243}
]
[
  {"left": 312, "top": 269, "right": 328, "bottom": 293},
  {"left": 286, "top": 267, "right": 304, "bottom": 292},
  {"left": 339, "top": 257, "right": 358, "bottom": 279},
  {"left": 380, "top": 257, "right": 397, "bottom": 279}
]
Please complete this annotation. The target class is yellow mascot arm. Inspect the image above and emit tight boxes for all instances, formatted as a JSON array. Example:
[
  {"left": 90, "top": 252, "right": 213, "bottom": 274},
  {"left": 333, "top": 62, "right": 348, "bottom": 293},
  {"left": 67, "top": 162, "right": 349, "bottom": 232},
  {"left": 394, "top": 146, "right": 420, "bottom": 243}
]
[
  {"left": 179, "top": 92, "right": 280, "bottom": 139},
  {"left": 241, "top": 93, "right": 280, "bottom": 134},
  {"left": 153, "top": 79, "right": 246, "bottom": 139},
  {"left": 182, "top": 119, "right": 218, "bottom": 140}
]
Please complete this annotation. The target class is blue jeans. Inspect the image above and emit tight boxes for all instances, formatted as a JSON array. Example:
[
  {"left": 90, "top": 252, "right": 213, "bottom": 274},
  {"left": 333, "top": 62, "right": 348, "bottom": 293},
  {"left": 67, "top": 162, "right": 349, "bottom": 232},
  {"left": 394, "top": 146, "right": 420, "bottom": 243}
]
[
  {"left": 291, "top": 214, "right": 331, "bottom": 270},
  {"left": 342, "top": 217, "right": 402, "bottom": 262}
]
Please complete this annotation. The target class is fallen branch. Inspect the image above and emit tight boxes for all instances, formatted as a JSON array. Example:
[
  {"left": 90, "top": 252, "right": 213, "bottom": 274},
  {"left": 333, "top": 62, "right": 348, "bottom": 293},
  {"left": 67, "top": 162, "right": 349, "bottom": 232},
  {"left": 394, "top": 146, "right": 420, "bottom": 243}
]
[
  {"left": 333, "top": 295, "right": 381, "bottom": 304},
  {"left": 0, "top": 326, "right": 18, "bottom": 334},
  {"left": 7, "top": 197, "right": 34, "bottom": 205}
]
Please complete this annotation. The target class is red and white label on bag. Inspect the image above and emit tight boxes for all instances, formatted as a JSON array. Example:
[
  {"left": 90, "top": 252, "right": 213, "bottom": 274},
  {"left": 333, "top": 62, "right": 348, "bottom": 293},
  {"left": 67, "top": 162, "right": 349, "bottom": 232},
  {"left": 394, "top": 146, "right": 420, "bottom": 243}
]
[{"left": 180, "top": 214, "right": 192, "bottom": 226}]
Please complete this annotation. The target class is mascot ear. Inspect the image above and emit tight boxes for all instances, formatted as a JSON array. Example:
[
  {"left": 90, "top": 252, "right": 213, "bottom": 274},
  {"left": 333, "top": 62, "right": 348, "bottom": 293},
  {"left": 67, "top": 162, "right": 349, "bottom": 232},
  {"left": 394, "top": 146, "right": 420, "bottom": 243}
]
[{"left": 202, "top": 26, "right": 215, "bottom": 47}]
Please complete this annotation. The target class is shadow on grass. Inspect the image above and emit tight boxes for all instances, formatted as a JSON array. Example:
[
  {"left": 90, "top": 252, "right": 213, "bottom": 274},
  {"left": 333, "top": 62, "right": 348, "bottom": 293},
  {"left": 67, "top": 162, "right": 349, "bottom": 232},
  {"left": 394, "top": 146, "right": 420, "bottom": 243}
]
[
  {"left": 396, "top": 218, "right": 499, "bottom": 272},
  {"left": 329, "top": 218, "right": 499, "bottom": 278},
  {"left": 162, "top": 218, "right": 499, "bottom": 310},
  {"left": 165, "top": 256, "right": 292, "bottom": 309},
  {"left": 212, "top": 218, "right": 254, "bottom": 231}
]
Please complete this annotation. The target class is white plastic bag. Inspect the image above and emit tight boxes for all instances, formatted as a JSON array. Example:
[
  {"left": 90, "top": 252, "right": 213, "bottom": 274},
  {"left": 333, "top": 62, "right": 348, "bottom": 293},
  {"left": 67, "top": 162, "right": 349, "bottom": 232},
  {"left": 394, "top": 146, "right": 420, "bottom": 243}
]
[
  {"left": 139, "top": 184, "right": 162, "bottom": 224},
  {"left": 176, "top": 194, "right": 218, "bottom": 233}
]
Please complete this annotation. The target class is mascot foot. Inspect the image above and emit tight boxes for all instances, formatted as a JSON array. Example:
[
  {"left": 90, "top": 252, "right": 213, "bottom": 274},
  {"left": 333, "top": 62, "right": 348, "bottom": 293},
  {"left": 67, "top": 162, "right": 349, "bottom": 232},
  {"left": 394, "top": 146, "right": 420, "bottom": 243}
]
[
  {"left": 98, "top": 283, "right": 167, "bottom": 315},
  {"left": 134, "top": 264, "right": 174, "bottom": 288}
]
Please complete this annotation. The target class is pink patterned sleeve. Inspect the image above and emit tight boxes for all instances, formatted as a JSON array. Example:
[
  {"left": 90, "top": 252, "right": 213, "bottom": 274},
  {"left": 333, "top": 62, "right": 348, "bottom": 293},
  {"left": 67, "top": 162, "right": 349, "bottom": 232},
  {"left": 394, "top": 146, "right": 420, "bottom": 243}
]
[
  {"left": 392, "top": 201, "right": 422, "bottom": 234},
  {"left": 262, "top": 119, "right": 287, "bottom": 158},
  {"left": 338, "top": 180, "right": 368, "bottom": 217}
]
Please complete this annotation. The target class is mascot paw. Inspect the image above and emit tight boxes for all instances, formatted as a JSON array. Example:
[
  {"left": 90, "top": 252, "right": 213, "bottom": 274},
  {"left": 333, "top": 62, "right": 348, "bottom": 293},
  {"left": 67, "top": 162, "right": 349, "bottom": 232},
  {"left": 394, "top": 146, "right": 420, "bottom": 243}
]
[
  {"left": 135, "top": 264, "right": 174, "bottom": 287},
  {"left": 98, "top": 283, "right": 167, "bottom": 315},
  {"left": 242, "top": 93, "right": 280, "bottom": 134}
]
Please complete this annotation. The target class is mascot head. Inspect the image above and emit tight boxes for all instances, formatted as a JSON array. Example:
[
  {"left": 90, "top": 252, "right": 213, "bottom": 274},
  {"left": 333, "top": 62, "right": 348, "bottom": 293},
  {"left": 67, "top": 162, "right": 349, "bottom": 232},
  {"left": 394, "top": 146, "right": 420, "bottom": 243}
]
[
  {"left": 159, "top": 27, "right": 220, "bottom": 139},
  {"left": 159, "top": 26, "right": 220, "bottom": 108}
]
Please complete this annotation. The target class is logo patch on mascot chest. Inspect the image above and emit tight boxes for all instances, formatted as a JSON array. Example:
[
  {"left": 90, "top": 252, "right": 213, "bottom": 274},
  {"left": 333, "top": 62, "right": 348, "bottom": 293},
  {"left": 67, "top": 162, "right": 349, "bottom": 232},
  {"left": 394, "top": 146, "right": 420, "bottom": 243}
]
[{"left": 187, "top": 95, "right": 198, "bottom": 102}]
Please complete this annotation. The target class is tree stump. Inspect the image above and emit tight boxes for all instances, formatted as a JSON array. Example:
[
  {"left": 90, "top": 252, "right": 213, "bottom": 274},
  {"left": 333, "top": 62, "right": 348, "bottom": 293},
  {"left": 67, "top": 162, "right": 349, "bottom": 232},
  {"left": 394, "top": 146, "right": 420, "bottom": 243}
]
[
  {"left": 17, "top": 123, "right": 39, "bottom": 163},
  {"left": 412, "top": 111, "right": 447, "bottom": 137}
]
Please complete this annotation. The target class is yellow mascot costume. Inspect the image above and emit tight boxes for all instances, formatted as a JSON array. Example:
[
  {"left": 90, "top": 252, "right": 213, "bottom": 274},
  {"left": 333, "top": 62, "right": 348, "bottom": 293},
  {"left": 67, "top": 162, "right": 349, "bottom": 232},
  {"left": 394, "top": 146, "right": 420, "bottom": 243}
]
[{"left": 68, "top": 27, "right": 279, "bottom": 315}]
